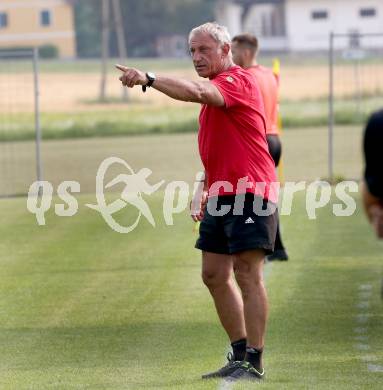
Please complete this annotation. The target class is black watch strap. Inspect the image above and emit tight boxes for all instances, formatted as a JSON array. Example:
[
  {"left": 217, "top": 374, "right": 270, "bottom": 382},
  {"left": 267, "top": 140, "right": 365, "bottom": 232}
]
[{"left": 142, "top": 72, "right": 156, "bottom": 92}]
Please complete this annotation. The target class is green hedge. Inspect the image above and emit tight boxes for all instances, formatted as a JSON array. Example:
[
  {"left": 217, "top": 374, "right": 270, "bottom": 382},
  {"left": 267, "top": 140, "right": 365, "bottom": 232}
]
[{"left": 0, "top": 45, "right": 59, "bottom": 59}]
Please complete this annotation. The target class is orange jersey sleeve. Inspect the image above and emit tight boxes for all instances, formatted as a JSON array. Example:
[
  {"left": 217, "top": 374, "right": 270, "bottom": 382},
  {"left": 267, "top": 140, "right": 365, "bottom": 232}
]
[{"left": 247, "top": 65, "right": 279, "bottom": 135}]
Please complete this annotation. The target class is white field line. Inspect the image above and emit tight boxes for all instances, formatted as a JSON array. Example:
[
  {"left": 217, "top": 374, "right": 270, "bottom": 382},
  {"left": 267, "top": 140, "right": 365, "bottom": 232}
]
[{"left": 354, "top": 283, "right": 383, "bottom": 373}]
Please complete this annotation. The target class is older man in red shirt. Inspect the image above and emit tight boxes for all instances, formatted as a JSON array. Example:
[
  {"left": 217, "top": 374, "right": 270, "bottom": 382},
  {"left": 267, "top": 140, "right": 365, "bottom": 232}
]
[{"left": 116, "top": 22, "right": 278, "bottom": 383}]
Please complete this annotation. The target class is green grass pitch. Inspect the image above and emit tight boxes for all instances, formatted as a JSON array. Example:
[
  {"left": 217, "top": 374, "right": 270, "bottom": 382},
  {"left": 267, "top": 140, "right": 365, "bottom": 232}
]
[
  {"left": 0, "top": 188, "right": 382, "bottom": 389},
  {"left": 0, "top": 128, "right": 365, "bottom": 197}
]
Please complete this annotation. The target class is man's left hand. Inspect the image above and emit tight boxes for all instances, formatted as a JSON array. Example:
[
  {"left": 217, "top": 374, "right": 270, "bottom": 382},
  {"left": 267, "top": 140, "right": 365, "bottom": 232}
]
[{"left": 116, "top": 64, "right": 147, "bottom": 88}]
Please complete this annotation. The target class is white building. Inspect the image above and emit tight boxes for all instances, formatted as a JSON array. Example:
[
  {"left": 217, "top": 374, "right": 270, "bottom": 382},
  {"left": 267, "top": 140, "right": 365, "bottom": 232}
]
[{"left": 215, "top": 0, "right": 383, "bottom": 52}]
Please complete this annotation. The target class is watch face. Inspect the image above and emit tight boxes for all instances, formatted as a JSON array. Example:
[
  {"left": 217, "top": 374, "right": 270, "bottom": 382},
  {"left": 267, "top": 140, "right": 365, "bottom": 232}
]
[{"left": 147, "top": 72, "right": 156, "bottom": 80}]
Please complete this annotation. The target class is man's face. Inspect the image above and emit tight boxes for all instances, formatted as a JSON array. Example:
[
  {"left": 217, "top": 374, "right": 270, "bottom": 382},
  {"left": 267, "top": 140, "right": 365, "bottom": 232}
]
[
  {"left": 231, "top": 42, "right": 248, "bottom": 67},
  {"left": 189, "top": 32, "right": 227, "bottom": 78}
]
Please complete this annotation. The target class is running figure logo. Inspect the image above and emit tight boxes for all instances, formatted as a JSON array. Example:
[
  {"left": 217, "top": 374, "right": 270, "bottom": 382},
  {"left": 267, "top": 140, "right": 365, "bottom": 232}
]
[{"left": 86, "top": 157, "right": 164, "bottom": 233}]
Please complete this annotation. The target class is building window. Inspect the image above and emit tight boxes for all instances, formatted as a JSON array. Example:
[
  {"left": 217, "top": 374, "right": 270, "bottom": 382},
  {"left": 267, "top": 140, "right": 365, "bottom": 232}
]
[
  {"left": 360, "top": 8, "right": 376, "bottom": 18},
  {"left": 311, "top": 10, "right": 328, "bottom": 20},
  {"left": 40, "top": 10, "right": 51, "bottom": 26},
  {"left": 0, "top": 12, "right": 8, "bottom": 28}
]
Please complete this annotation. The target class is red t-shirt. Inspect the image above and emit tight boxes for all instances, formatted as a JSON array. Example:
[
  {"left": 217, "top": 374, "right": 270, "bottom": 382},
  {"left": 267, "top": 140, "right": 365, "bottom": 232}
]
[
  {"left": 247, "top": 65, "right": 279, "bottom": 135},
  {"left": 198, "top": 65, "right": 278, "bottom": 202}
]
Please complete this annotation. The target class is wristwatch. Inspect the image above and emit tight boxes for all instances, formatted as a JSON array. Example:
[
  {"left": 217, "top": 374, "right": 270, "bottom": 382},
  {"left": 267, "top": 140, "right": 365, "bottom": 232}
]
[{"left": 142, "top": 72, "right": 156, "bottom": 92}]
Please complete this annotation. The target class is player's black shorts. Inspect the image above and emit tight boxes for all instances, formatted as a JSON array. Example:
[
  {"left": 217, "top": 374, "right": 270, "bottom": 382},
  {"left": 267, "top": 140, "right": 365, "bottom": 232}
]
[
  {"left": 195, "top": 193, "right": 278, "bottom": 255},
  {"left": 266, "top": 134, "right": 282, "bottom": 167}
]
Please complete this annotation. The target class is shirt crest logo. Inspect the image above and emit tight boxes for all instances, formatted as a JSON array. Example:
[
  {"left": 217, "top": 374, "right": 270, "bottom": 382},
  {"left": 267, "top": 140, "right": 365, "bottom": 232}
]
[{"left": 226, "top": 76, "right": 234, "bottom": 83}]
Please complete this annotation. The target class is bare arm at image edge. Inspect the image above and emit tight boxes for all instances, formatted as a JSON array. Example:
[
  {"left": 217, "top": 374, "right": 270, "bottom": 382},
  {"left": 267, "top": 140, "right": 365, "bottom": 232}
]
[{"left": 362, "top": 110, "right": 383, "bottom": 238}]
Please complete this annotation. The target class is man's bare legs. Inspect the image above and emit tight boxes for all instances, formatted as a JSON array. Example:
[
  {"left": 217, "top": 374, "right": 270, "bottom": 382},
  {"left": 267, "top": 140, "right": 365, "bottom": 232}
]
[
  {"left": 233, "top": 249, "right": 268, "bottom": 370},
  {"left": 202, "top": 251, "right": 246, "bottom": 342},
  {"left": 202, "top": 249, "right": 268, "bottom": 371}
]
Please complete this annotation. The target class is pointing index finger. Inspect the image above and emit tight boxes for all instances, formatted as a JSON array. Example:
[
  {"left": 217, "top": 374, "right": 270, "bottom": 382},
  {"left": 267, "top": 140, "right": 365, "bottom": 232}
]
[{"left": 115, "top": 64, "right": 128, "bottom": 72}]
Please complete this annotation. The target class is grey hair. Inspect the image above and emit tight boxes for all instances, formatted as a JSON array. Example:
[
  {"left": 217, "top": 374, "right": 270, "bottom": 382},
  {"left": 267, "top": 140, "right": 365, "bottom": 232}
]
[{"left": 189, "top": 22, "right": 231, "bottom": 47}]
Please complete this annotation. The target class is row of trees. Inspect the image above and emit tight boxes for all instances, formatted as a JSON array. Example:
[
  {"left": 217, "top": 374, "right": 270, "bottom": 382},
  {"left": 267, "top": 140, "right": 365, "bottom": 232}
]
[{"left": 74, "top": 0, "right": 216, "bottom": 58}]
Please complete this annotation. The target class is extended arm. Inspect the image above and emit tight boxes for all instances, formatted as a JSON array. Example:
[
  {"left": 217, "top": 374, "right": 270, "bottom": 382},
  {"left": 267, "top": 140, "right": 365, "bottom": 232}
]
[
  {"left": 116, "top": 65, "right": 224, "bottom": 107},
  {"left": 363, "top": 111, "right": 383, "bottom": 238}
]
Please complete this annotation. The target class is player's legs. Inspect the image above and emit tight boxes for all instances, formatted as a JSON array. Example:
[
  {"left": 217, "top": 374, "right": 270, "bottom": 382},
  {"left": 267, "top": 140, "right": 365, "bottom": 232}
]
[
  {"left": 222, "top": 193, "right": 276, "bottom": 382},
  {"left": 221, "top": 249, "right": 268, "bottom": 381},
  {"left": 202, "top": 251, "right": 246, "bottom": 342},
  {"left": 201, "top": 251, "right": 248, "bottom": 380},
  {"left": 233, "top": 249, "right": 268, "bottom": 352},
  {"left": 198, "top": 198, "right": 249, "bottom": 380}
]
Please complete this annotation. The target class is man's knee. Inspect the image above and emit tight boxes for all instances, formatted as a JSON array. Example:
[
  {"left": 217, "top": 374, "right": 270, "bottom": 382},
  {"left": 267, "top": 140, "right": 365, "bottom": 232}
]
[
  {"left": 202, "top": 268, "right": 230, "bottom": 290},
  {"left": 202, "top": 252, "right": 232, "bottom": 290},
  {"left": 234, "top": 260, "right": 264, "bottom": 297}
]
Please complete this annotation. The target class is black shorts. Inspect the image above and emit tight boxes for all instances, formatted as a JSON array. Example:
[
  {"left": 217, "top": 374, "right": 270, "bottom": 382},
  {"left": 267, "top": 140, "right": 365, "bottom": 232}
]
[
  {"left": 195, "top": 193, "right": 278, "bottom": 255},
  {"left": 266, "top": 134, "right": 282, "bottom": 167}
]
